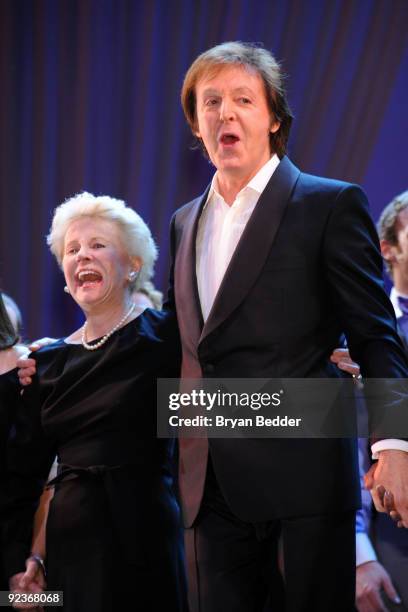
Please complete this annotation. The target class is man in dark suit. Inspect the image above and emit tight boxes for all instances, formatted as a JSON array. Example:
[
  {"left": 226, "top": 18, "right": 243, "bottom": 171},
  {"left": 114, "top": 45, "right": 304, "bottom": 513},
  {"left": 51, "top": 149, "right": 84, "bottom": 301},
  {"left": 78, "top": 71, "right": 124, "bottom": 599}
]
[
  {"left": 169, "top": 42, "right": 408, "bottom": 611},
  {"left": 332, "top": 192, "right": 408, "bottom": 611},
  {"left": 356, "top": 191, "right": 408, "bottom": 611}
]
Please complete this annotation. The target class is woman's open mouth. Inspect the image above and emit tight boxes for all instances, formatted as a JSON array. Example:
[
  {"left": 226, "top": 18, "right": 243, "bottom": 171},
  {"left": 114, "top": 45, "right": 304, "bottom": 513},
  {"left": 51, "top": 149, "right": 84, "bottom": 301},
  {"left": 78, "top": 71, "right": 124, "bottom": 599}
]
[{"left": 76, "top": 269, "right": 103, "bottom": 288}]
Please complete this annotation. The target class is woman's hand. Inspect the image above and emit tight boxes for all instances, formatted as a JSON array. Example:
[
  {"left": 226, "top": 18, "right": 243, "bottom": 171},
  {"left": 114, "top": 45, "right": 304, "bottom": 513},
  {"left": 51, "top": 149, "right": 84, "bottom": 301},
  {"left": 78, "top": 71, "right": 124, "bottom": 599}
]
[{"left": 9, "top": 556, "right": 46, "bottom": 610}]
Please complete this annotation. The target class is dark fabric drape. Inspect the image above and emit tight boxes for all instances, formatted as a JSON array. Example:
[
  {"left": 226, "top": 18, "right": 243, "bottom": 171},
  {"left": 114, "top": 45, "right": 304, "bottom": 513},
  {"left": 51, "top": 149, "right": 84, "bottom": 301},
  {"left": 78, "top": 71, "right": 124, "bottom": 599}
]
[{"left": 0, "top": 0, "right": 407, "bottom": 339}]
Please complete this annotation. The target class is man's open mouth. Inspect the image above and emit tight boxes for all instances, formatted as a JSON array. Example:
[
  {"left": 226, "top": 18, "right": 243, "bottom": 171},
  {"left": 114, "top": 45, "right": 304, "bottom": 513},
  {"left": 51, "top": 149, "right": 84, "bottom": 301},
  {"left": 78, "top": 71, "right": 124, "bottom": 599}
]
[{"left": 219, "top": 133, "right": 240, "bottom": 145}]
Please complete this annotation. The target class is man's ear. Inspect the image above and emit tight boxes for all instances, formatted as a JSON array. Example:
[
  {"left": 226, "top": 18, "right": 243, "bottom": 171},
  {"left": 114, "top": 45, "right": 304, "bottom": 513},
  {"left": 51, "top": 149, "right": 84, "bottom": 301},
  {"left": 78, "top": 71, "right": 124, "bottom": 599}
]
[
  {"left": 270, "top": 120, "right": 280, "bottom": 134},
  {"left": 380, "top": 239, "right": 397, "bottom": 264}
]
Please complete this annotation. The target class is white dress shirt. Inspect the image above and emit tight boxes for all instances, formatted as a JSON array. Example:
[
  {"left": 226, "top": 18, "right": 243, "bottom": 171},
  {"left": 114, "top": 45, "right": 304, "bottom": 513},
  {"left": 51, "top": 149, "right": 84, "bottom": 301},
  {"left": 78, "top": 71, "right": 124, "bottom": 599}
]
[
  {"left": 356, "top": 531, "right": 378, "bottom": 566},
  {"left": 196, "top": 154, "right": 280, "bottom": 322},
  {"left": 390, "top": 285, "right": 404, "bottom": 318}
]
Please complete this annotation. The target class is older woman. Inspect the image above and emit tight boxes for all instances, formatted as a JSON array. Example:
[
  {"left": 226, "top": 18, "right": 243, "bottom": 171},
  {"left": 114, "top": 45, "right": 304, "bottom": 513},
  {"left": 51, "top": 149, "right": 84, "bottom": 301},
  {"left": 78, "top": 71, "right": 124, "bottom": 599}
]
[{"left": 2, "top": 193, "right": 186, "bottom": 611}]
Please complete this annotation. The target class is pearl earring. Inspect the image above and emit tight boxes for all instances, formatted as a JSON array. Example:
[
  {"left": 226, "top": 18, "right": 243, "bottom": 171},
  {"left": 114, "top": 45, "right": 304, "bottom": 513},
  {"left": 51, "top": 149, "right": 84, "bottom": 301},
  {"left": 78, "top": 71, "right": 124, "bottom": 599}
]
[
  {"left": 64, "top": 286, "right": 70, "bottom": 294},
  {"left": 128, "top": 270, "right": 138, "bottom": 282}
]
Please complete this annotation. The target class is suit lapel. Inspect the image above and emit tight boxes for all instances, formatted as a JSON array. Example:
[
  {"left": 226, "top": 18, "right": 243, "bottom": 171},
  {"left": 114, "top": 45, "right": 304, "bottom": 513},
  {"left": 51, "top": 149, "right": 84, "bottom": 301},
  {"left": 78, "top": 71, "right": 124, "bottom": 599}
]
[
  {"left": 200, "top": 156, "right": 300, "bottom": 343},
  {"left": 174, "top": 188, "right": 209, "bottom": 350}
]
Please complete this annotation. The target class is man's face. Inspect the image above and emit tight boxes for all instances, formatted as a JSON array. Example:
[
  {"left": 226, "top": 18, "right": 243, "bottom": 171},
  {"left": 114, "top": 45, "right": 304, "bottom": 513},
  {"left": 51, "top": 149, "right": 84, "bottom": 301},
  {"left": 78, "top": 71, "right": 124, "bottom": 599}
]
[
  {"left": 194, "top": 65, "right": 280, "bottom": 179},
  {"left": 383, "top": 209, "right": 408, "bottom": 281}
]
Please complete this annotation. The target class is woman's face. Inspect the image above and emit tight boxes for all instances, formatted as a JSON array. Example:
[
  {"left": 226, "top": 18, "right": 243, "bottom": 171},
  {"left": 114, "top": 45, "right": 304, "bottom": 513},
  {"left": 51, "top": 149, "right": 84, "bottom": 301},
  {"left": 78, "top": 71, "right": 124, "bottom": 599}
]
[{"left": 62, "top": 216, "right": 138, "bottom": 312}]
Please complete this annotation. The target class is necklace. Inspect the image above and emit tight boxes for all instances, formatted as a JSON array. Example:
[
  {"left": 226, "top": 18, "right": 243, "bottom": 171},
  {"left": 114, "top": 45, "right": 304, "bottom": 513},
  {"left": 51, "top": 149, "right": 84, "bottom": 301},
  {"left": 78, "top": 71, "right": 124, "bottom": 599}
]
[{"left": 81, "top": 303, "right": 136, "bottom": 351}]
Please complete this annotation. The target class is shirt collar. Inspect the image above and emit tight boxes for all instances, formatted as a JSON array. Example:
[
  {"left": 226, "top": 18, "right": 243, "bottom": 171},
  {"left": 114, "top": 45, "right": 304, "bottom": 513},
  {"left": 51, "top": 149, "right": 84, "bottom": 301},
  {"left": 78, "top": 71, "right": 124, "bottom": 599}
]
[
  {"left": 205, "top": 154, "right": 280, "bottom": 209},
  {"left": 390, "top": 285, "right": 408, "bottom": 318}
]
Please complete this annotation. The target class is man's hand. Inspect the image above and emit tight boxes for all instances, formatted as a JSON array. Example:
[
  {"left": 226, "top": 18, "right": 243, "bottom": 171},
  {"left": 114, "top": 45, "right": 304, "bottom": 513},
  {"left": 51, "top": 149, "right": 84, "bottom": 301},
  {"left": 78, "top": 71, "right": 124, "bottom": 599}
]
[
  {"left": 330, "top": 348, "right": 361, "bottom": 377},
  {"left": 28, "top": 339, "right": 57, "bottom": 352},
  {"left": 9, "top": 556, "right": 46, "bottom": 610},
  {"left": 17, "top": 338, "right": 55, "bottom": 386},
  {"left": 330, "top": 347, "right": 364, "bottom": 390},
  {"left": 365, "top": 450, "right": 408, "bottom": 527},
  {"left": 356, "top": 561, "right": 401, "bottom": 611},
  {"left": 17, "top": 356, "right": 36, "bottom": 386}
]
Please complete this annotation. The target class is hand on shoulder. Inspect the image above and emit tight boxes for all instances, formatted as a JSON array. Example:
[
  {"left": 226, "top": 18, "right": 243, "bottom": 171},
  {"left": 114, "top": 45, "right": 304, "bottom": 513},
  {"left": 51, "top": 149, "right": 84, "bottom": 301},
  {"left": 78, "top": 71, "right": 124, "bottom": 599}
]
[
  {"left": 0, "top": 344, "right": 29, "bottom": 375},
  {"left": 17, "top": 337, "right": 60, "bottom": 386}
]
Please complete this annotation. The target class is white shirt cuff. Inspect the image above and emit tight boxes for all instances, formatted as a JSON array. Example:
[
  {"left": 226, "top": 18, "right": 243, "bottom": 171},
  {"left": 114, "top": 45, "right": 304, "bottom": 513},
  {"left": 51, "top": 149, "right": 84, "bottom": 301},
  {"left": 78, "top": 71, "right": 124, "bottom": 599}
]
[
  {"left": 371, "top": 439, "right": 408, "bottom": 459},
  {"left": 356, "top": 532, "right": 377, "bottom": 566}
]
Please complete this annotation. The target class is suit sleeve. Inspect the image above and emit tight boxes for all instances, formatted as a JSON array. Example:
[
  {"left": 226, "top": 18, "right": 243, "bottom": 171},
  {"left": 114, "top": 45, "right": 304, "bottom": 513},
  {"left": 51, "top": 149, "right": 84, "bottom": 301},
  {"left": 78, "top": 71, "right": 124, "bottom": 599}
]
[
  {"left": 323, "top": 184, "right": 408, "bottom": 378},
  {"left": 1, "top": 378, "right": 56, "bottom": 579}
]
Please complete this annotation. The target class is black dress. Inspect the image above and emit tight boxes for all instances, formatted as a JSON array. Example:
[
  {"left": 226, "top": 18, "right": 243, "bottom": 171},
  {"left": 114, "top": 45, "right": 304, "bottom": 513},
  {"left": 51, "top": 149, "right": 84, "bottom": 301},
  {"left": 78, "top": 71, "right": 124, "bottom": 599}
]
[
  {"left": 2, "top": 310, "right": 187, "bottom": 611},
  {"left": 0, "top": 367, "right": 19, "bottom": 589}
]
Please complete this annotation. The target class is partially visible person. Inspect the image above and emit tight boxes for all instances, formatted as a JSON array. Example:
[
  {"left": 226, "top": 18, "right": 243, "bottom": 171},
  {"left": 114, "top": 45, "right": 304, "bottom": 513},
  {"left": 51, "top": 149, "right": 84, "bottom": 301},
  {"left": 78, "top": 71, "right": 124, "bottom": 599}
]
[
  {"left": 356, "top": 440, "right": 404, "bottom": 611},
  {"left": 0, "top": 292, "right": 51, "bottom": 607},
  {"left": 0, "top": 292, "right": 27, "bottom": 590},
  {"left": 378, "top": 190, "right": 408, "bottom": 348},
  {"left": 332, "top": 347, "right": 407, "bottom": 611},
  {"left": 132, "top": 280, "right": 163, "bottom": 315},
  {"left": 0, "top": 291, "right": 26, "bottom": 459},
  {"left": 362, "top": 190, "right": 408, "bottom": 610},
  {"left": 1, "top": 292, "right": 23, "bottom": 337},
  {"left": 1, "top": 192, "right": 186, "bottom": 611},
  {"left": 0, "top": 292, "right": 25, "bottom": 365},
  {"left": 331, "top": 190, "right": 408, "bottom": 611}
]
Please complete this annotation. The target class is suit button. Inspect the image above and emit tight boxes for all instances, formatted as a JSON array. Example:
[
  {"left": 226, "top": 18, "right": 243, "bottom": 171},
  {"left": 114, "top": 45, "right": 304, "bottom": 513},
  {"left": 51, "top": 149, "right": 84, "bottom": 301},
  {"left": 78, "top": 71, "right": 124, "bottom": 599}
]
[{"left": 203, "top": 363, "right": 215, "bottom": 374}]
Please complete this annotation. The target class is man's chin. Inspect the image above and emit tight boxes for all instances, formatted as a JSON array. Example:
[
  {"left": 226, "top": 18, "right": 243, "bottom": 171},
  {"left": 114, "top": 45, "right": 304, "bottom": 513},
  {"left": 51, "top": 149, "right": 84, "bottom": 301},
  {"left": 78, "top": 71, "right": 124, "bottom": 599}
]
[{"left": 215, "top": 157, "right": 245, "bottom": 174}]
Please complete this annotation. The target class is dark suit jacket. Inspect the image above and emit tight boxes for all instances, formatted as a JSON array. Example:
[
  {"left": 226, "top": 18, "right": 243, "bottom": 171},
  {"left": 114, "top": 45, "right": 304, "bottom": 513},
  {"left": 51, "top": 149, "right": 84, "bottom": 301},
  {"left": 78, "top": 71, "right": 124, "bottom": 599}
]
[{"left": 169, "top": 156, "right": 408, "bottom": 527}]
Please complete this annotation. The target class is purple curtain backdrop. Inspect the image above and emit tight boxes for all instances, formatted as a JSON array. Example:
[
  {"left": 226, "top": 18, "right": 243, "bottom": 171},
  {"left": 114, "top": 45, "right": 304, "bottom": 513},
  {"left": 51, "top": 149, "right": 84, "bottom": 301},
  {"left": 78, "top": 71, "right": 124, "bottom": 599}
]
[{"left": 0, "top": 0, "right": 407, "bottom": 340}]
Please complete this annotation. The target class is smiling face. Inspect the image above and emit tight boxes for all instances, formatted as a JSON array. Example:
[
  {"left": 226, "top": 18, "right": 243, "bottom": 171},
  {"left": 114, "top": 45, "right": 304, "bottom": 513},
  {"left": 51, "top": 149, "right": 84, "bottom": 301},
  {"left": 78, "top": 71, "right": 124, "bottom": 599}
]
[
  {"left": 62, "top": 216, "right": 138, "bottom": 313},
  {"left": 194, "top": 64, "right": 280, "bottom": 182}
]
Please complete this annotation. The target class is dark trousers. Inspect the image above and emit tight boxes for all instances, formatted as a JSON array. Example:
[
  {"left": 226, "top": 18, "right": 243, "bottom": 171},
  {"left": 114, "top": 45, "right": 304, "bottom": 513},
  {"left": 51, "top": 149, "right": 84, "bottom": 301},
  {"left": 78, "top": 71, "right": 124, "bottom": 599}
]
[{"left": 185, "top": 460, "right": 356, "bottom": 612}]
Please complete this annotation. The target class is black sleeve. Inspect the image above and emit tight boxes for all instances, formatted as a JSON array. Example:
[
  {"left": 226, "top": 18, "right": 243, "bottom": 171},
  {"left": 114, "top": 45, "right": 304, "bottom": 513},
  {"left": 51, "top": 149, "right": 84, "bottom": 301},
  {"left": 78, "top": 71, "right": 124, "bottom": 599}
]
[
  {"left": 323, "top": 184, "right": 408, "bottom": 378},
  {"left": 323, "top": 185, "right": 408, "bottom": 440},
  {"left": 1, "top": 377, "right": 56, "bottom": 579}
]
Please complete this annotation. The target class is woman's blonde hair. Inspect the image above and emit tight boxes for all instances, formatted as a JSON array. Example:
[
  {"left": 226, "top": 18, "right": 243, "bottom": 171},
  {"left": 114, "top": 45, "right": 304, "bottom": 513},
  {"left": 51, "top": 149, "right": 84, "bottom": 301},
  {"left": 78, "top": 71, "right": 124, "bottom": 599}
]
[{"left": 47, "top": 192, "right": 158, "bottom": 291}]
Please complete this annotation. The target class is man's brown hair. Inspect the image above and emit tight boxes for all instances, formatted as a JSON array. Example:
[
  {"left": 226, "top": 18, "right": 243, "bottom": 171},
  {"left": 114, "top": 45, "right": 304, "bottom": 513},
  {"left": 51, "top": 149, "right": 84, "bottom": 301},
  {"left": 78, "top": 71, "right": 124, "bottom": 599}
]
[{"left": 377, "top": 190, "right": 408, "bottom": 277}]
